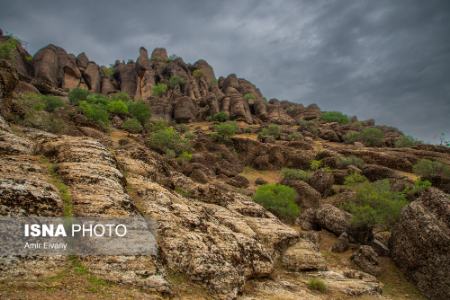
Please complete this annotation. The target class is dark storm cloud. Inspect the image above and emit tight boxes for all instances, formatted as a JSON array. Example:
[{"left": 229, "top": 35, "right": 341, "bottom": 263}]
[{"left": 1, "top": 0, "right": 449, "bottom": 143}]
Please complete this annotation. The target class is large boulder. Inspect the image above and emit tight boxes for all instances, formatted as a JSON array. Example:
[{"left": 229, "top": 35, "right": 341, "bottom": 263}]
[
  {"left": 390, "top": 188, "right": 450, "bottom": 300},
  {"left": 351, "top": 245, "right": 381, "bottom": 276},
  {"left": 84, "top": 62, "right": 101, "bottom": 92},
  {"left": 309, "top": 170, "right": 335, "bottom": 196},
  {"left": 281, "top": 178, "right": 321, "bottom": 209},
  {"left": 315, "top": 204, "right": 352, "bottom": 236},
  {"left": 226, "top": 87, "right": 253, "bottom": 123},
  {"left": 135, "top": 47, "right": 154, "bottom": 99},
  {"left": 115, "top": 61, "right": 137, "bottom": 98},
  {"left": 282, "top": 239, "right": 327, "bottom": 271},
  {"left": 0, "top": 60, "right": 19, "bottom": 99},
  {"left": 173, "top": 96, "right": 197, "bottom": 123}
]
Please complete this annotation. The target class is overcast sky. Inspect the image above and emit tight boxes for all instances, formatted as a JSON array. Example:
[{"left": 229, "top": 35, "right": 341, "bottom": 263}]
[{"left": 1, "top": 0, "right": 449, "bottom": 143}]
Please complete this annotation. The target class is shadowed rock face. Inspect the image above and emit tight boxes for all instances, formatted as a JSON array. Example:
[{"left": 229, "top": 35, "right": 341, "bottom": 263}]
[{"left": 390, "top": 188, "right": 450, "bottom": 300}]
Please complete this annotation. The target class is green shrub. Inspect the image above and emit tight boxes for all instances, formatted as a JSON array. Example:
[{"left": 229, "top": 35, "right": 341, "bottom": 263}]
[
  {"left": 102, "top": 66, "right": 114, "bottom": 77},
  {"left": 307, "top": 278, "right": 327, "bottom": 293},
  {"left": 107, "top": 100, "right": 128, "bottom": 115},
  {"left": 253, "top": 184, "right": 299, "bottom": 223},
  {"left": 359, "top": 128, "right": 384, "bottom": 146},
  {"left": 169, "top": 75, "right": 185, "bottom": 89},
  {"left": 146, "top": 120, "right": 170, "bottom": 132},
  {"left": 413, "top": 159, "right": 450, "bottom": 178},
  {"left": 338, "top": 155, "right": 365, "bottom": 168},
  {"left": 79, "top": 101, "right": 109, "bottom": 128},
  {"left": 344, "top": 172, "right": 367, "bottom": 186},
  {"left": 147, "top": 126, "right": 190, "bottom": 156},
  {"left": 310, "top": 159, "right": 322, "bottom": 171},
  {"left": 281, "top": 168, "right": 310, "bottom": 181},
  {"left": 128, "top": 101, "right": 151, "bottom": 125},
  {"left": 321, "top": 111, "right": 350, "bottom": 124},
  {"left": 406, "top": 179, "right": 432, "bottom": 194},
  {"left": 287, "top": 132, "right": 303, "bottom": 141},
  {"left": 192, "top": 69, "right": 203, "bottom": 78},
  {"left": 343, "top": 131, "right": 360, "bottom": 144},
  {"left": 243, "top": 93, "right": 255, "bottom": 101},
  {"left": 152, "top": 83, "right": 168, "bottom": 97},
  {"left": 213, "top": 121, "right": 238, "bottom": 142},
  {"left": 395, "top": 135, "right": 419, "bottom": 148},
  {"left": 122, "top": 118, "right": 143, "bottom": 133},
  {"left": 177, "top": 151, "right": 193, "bottom": 163},
  {"left": 211, "top": 112, "right": 229, "bottom": 122},
  {"left": 0, "top": 37, "right": 18, "bottom": 60},
  {"left": 258, "top": 124, "right": 281, "bottom": 140},
  {"left": 42, "top": 95, "right": 64, "bottom": 112},
  {"left": 86, "top": 93, "right": 109, "bottom": 106},
  {"left": 343, "top": 180, "right": 408, "bottom": 228},
  {"left": 68, "top": 88, "right": 90, "bottom": 105}
]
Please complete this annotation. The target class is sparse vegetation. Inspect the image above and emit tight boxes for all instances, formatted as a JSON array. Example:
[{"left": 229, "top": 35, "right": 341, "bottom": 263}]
[
  {"left": 152, "top": 83, "right": 168, "bottom": 96},
  {"left": 281, "top": 168, "right": 310, "bottom": 181},
  {"left": 287, "top": 132, "right": 303, "bottom": 141},
  {"left": 405, "top": 179, "right": 432, "bottom": 195},
  {"left": 344, "top": 172, "right": 367, "bottom": 186},
  {"left": 298, "top": 119, "right": 319, "bottom": 136},
  {"left": 212, "top": 121, "right": 238, "bottom": 142},
  {"left": 147, "top": 125, "right": 191, "bottom": 156},
  {"left": 169, "top": 75, "right": 185, "bottom": 89},
  {"left": 395, "top": 135, "right": 420, "bottom": 148},
  {"left": 192, "top": 69, "right": 203, "bottom": 78},
  {"left": 359, "top": 127, "right": 384, "bottom": 146},
  {"left": 321, "top": 111, "right": 350, "bottom": 124},
  {"left": 258, "top": 124, "right": 281, "bottom": 141},
  {"left": 122, "top": 118, "right": 143, "bottom": 133},
  {"left": 310, "top": 159, "right": 322, "bottom": 170},
  {"left": 343, "top": 179, "right": 408, "bottom": 228},
  {"left": 253, "top": 183, "right": 299, "bottom": 223},
  {"left": 338, "top": 155, "right": 365, "bottom": 168},
  {"left": 307, "top": 278, "right": 327, "bottom": 293},
  {"left": 177, "top": 151, "right": 193, "bottom": 163},
  {"left": 343, "top": 131, "right": 360, "bottom": 144},
  {"left": 413, "top": 159, "right": 450, "bottom": 178},
  {"left": 0, "top": 36, "right": 18, "bottom": 60}
]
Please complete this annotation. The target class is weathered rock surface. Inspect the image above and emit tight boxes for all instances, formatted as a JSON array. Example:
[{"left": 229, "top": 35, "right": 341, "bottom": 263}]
[
  {"left": 282, "top": 239, "right": 327, "bottom": 271},
  {"left": 390, "top": 188, "right": 450, "bottom": 300},
  {"left": 315, "top": 204, "right": 352, "bottom": 236},
  {"left": 351, "top": 245, "right": 381, "bottom": 276}
]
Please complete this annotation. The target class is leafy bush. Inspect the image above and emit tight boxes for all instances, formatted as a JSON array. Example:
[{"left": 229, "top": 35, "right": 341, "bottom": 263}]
[
  {"left": 213, "top": 121, "right": 238, "bottom": 142},
  {"left": 287, "top": 132, "right": 303, "bottom": 141},
  {"left": 147, "top": 126, "right": 190, "bottom": 156},
  {"left": 258, "top": 124, "right": 281, "bottom": 140},
  {"left": 321, "top": 111, "right": 350, "bottom": 124},
  {"left": 344, "top": 173, "right": 367, "bottom": 186},
  {"left": 68, "top": 88, "right": 90, "bottom": 105},
  {"left": 152, "top": 83, "right": 168, "bottom": 97},
  {"left": 343, "top": 179, "right": 408, "bottom": 228},
  {"left": 146, "top": 120, "right": 170, "bottom": 132},
  {"left": 86, "top": 93, "right": 109, "bottom": 106},
  {"left": 243, "top": 93, "right": 255, "bottom": 101},
  {"left": 211, "top": 112, "right": 229, "bottom": 122},
  {"left": 281, "top": 168, "right": 310, "bottom": 181},
  {"left": 307, "top": 278, "right": 327, "bottom": 293},
  {"left": 79, "top": 101, "right": 109, "bottom": 129},
  {"left": 359, "top": 128, "right": 384, "bottom": 146},
  {"left": 338, "top": 155, "right": 365, "bottom": 168},
  {"left": 122, "top": 118, "right": 143, "bottom": 133},
  {"left": 343, "top": 131, "right": 360, "bottom": 144},
  {"left": 128, "top": 101, "right": 151, "bottom": 125},
  {"left": 405, "top": 179, "right": 431, "bottom": 195},
  {"left": 169, "top": 75, "right": 185, "bottom": 89},
  {"left": 102, "top": 66, "right": 114, "bottom": 77},
  {"left": 395, "top": 135, "right": 419, "bottom": 148},
  {"left": 253, "top": 184, "right": 299, "bottom": 223},
  {"left": 0, "top": 36, "right": 18, "bottom": 60},
  {"left": 107, "top": 100, "right": 128, "bottom": 115},
  {"left": 192, "top": 69, "right": 203, "bottom": 78},
  {"left": 42, "top": 95, "right": 64, "bottom": 112},
  {"left": 413, "top": 159, "right": 450, "bottom": 178},
  {"left": 310, "top": 159, "right": 322, "bottom": 171}
]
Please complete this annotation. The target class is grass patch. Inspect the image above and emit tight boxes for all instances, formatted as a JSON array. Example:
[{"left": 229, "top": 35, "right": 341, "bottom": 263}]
[{"left": 307, "top": 278, "right": 327, "bottom": 293}]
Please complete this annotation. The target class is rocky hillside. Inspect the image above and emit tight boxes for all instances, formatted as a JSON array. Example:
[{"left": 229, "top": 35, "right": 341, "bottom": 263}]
[{"left": 1, "top": 31, "right": 449, "bottom": 300}]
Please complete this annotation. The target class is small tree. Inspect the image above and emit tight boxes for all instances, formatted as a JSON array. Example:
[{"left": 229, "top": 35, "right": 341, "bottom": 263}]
[
  {"left": 128, "top": 101, "right": 151, "bottom": 125},
  {"left": 359, "top": 128, "right": 384, "bottom": 146},
  {"left": 68, "top": 88, "right": 90, "bottom": 105},
  {"left": 213, "top": 121, "right": 238, "bottom": 142},
  {"left": 321, "top": 111, "right": 350, "bottom": 124},
  {"left": 147, "top": 126, "right": 190, "bottom": 156},
  {"left": 253, "top": 184, "right": 299, "bottom": 223},
  {"left": 122, "top": 118, "right": 143, "bottom": 133},
  {"left": 152, "top": 83, "right": 168, "bottom": 97}
]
